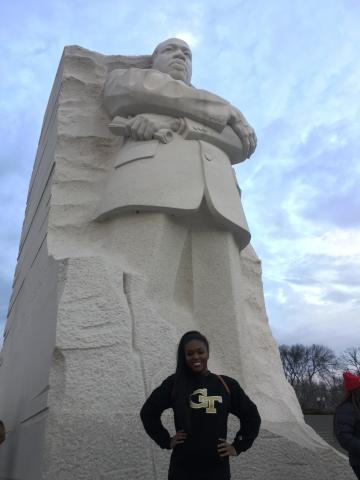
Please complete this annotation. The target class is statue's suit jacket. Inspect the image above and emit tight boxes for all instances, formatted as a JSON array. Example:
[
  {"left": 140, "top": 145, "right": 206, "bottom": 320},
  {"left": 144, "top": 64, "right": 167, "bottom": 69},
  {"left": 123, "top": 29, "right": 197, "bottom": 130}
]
[{"left": 98, "top": 68, "right": 251, "bottom": 249}]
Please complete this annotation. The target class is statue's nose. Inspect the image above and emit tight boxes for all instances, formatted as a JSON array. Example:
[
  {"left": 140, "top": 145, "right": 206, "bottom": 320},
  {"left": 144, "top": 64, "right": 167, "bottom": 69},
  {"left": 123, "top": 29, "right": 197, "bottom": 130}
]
[{"left": 173, "top": 49, "right": 186, "bottom": 60}]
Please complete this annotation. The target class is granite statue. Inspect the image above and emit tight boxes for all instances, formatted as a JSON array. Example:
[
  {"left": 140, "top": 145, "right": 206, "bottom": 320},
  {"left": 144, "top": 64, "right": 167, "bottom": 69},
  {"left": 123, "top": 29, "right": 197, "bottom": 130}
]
[{"left": 98, "top": 38, "right": 256, "bottom": 251}]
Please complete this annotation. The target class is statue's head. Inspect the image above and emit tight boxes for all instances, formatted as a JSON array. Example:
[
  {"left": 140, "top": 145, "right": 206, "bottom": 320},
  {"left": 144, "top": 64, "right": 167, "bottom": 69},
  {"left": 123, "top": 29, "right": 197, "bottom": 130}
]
[{"left": 152, "top": 38, "right": 192, "bottom": 85}]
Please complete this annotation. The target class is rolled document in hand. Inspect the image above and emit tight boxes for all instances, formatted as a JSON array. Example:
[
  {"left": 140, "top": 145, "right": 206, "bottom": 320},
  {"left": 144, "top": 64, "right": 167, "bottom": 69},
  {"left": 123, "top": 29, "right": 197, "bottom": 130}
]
[{"left": 108, "top": 116, "right": 173, "bottom": 144}]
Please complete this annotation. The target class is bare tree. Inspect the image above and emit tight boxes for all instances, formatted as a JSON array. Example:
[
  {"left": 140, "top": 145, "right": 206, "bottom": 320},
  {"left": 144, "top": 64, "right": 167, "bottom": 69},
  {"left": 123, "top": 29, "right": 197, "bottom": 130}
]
[
  {"left": 340, "top": 347, "right": 360, "bottom": 375},
  {"left": 279, "top": 343, "right": 337, "bottom": 385},
  {"left": 279, "top": 344, "right": 309, "bottom": 386},
  {"left": 305, "top": 344, "right": 337, "bottom": 385},
  {"left": 279, "top": 343, "right": 339, "bottom": 411}
]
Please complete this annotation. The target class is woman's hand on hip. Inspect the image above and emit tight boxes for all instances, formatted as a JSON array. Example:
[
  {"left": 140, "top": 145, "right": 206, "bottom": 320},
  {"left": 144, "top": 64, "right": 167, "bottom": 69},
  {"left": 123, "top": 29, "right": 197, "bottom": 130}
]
[
  {"left": 170, "top": 430, "right": 187, "bottom": 448},
  {"left": 217, "top": 439, "right": 237, "bottom": 457}
]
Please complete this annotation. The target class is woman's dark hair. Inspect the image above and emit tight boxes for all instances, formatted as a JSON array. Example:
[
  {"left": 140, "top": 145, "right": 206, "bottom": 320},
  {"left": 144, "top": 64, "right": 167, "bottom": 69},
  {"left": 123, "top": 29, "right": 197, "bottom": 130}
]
[{"left": 172, "top": 331, "right": 209, "bottom": 432}]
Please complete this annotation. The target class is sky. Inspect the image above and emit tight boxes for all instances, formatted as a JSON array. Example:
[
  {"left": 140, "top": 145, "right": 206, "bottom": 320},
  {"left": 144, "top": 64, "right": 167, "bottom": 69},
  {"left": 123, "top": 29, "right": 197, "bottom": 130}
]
[{"left": 0, "top": 0, "right": 359, "bottom": 354}]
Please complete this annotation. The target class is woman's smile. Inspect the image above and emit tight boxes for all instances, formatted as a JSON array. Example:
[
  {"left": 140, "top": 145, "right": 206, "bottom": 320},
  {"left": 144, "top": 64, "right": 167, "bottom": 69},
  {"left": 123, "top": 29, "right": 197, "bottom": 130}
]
[{"left": 185, "top": 340, "right": 209, "bottom": 374}]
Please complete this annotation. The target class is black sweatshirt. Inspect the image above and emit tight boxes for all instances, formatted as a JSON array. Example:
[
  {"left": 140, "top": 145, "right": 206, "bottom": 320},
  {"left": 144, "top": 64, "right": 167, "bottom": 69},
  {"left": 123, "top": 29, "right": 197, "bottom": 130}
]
[
  {"left": 140, "top": 372, "right": 261, "bottom": 471},
  {"left": 335, "top": 399, "right": 360, "bottom": 466}
]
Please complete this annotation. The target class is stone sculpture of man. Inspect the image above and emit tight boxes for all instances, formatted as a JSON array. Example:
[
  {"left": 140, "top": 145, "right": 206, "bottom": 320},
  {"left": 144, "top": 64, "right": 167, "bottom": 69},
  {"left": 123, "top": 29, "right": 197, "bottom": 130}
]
[
  {"left": 98, "top": 38, "right": 256, "bottom": 251},
  {"left": 97, "top": 39, "right": 257, "bottom": 363}
]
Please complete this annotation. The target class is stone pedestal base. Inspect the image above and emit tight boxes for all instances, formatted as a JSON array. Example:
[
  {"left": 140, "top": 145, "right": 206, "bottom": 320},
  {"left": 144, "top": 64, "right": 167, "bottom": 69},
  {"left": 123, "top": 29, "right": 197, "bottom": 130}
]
[{"left": 40, "top": 253, "right": 353, "bottom": 480}]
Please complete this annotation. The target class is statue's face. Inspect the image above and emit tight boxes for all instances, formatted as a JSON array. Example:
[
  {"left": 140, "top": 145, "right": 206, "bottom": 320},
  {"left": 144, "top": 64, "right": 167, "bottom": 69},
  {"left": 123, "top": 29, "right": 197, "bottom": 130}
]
[{"left": 152, "top": 38, "right": 192, "bottom": 84}]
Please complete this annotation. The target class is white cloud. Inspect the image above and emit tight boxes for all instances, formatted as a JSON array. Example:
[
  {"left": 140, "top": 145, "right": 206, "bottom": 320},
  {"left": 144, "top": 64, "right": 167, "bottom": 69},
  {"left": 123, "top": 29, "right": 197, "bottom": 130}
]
[
  {"left": 174, "top": 31, "right": 201, "bottom": 47},
  {"left": 321, "top": 229, "right": 360, "bottom": 258}
]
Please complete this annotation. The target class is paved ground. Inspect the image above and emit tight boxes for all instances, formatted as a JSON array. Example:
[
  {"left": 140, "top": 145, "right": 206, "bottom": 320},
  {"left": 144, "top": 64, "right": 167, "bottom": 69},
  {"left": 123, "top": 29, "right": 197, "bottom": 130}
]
[{"left": 304, "top": 414, "right": 346, "bottom": 454}]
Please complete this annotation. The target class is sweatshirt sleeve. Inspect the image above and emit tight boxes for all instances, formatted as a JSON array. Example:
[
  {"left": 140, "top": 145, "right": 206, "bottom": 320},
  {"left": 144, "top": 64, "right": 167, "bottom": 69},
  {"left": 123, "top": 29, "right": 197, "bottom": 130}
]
[
  {"left": 334, "top": 403, "right": 360, "bottom": 456},
  {"left": 224, "top": 376, "right": 261, "bottom": 455},
  {"left": 104, "top": 68, "right": 231, "bottom": 132},
  {"left": 140, "top": 375, "right": 174, "bottom": 450}
]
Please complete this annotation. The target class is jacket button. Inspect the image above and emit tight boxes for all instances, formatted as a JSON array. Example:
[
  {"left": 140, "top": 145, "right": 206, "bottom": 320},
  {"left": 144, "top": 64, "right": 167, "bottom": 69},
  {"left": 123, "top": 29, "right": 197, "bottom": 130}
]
[{"left": 205, "top": 153, "right": 212, "bottom": 161}]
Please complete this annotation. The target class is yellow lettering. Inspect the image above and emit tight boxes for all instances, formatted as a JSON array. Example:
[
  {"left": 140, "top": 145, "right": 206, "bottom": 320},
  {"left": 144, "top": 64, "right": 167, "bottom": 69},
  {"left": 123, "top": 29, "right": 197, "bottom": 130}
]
[
  {"left": 190, "top": 388, "right": 223, "bottom": 414},
  {"left": 205, "top": 395, "right": 222, "bottom": 414},
  {"left": 190, "top": 388, "right": 208, "bottom": 409}
]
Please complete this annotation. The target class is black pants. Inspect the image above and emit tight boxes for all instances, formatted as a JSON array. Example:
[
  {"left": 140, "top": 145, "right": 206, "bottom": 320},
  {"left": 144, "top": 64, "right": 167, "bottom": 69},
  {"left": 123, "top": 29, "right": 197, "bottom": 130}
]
[
  {"left": 352, "top": 465, "right": 360, "bottom": 479},
  {"left": 168, "top": 464, "right": 230, "bottom": 480}
]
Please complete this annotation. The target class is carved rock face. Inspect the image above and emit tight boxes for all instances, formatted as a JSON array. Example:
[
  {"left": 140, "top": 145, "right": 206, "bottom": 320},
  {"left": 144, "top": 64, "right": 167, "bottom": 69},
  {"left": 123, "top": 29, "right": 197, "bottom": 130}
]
[{"left": 152, "top": 38, "right": 192, "bottom": 84}]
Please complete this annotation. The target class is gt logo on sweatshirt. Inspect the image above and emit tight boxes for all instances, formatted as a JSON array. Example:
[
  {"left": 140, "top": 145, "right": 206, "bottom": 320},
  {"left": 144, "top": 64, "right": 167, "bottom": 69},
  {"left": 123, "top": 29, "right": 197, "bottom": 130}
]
[{"left": 190, "top": 388, "right": 223, "bottom": 414}]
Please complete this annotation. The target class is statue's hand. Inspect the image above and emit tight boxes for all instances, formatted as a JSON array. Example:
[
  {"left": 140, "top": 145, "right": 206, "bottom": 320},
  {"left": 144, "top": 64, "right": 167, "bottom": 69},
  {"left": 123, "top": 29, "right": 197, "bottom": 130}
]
[
  {"left": 127, "top": 114, "right": 180, "bottom": 141},
  {"left": 229, "top": 107, "right": 257, "bottom": 159},
  {"left": 126, "top": 115, "right": 159, "bottom": 141},
  {"left": 231, "top": 120, "right": 257, "bottom": 159}
]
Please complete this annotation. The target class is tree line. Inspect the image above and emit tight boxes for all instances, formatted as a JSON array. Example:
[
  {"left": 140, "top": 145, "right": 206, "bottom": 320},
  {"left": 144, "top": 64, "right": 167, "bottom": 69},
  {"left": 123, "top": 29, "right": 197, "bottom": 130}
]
[{"left": 279, "top": 344, "right": 360, "bottom": 414}]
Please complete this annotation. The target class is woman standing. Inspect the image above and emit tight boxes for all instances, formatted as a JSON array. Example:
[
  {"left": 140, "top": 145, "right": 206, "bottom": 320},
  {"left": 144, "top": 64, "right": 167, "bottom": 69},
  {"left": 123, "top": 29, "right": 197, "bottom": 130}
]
[
  {"left": 140, "top": 330, "right": 261, "bottom": 480},
  {"left": 334, "top": 371, "right": 360, "bottom": 479}
]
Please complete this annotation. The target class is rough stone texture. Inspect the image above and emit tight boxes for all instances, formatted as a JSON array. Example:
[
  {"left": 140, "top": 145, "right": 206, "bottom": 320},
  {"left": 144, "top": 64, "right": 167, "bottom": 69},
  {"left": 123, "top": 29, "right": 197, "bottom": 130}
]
[{"left": 0, "top": 45, "right": 354, "bottom": 479}]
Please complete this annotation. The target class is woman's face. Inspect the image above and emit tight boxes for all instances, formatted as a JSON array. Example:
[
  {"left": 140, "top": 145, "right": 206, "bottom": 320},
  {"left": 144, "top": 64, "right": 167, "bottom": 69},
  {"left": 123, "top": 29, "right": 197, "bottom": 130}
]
[{"left": 184, "top": 339, "right": 209, "bottom": 374}]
